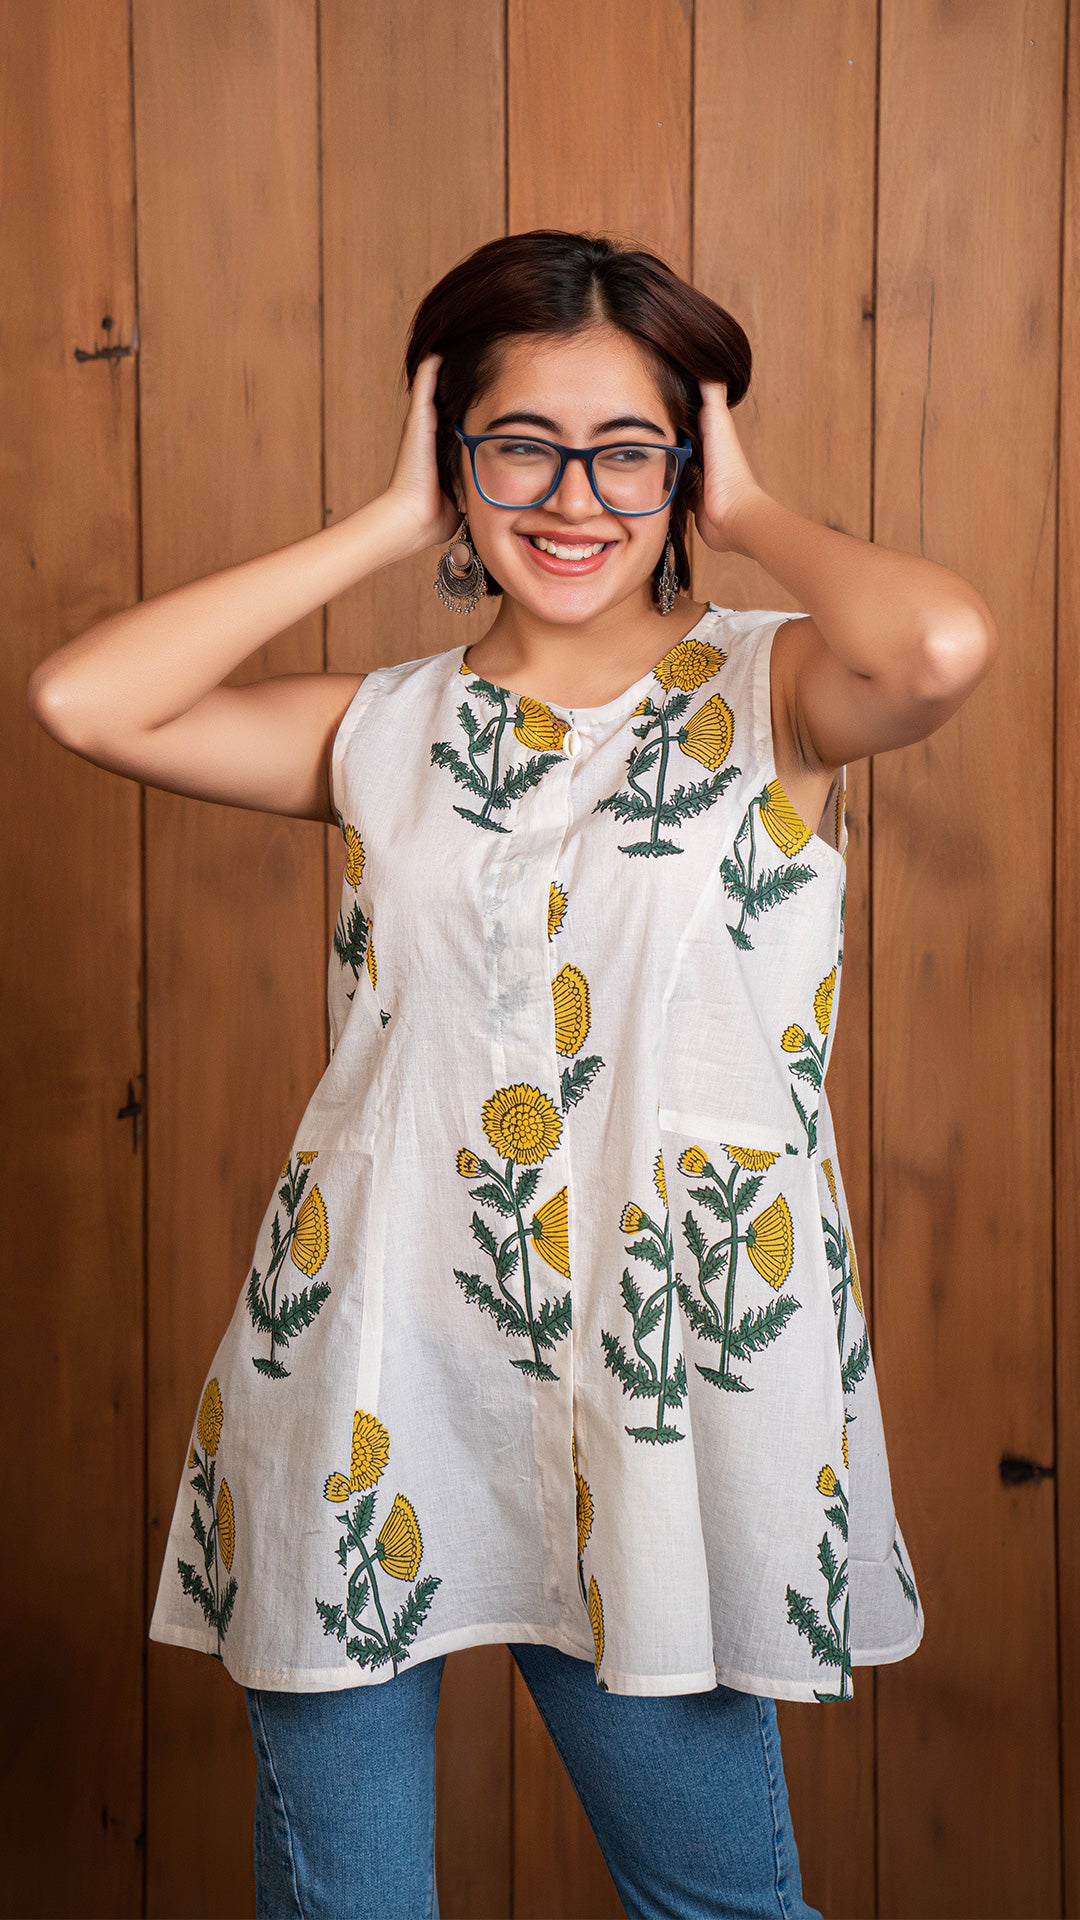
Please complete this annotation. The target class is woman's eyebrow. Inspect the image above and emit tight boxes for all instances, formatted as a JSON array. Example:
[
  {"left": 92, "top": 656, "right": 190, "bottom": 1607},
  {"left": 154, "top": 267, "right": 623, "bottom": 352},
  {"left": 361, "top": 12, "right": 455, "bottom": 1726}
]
[{"left": 481, "top": 410, "right": 669, "bottom": 437}]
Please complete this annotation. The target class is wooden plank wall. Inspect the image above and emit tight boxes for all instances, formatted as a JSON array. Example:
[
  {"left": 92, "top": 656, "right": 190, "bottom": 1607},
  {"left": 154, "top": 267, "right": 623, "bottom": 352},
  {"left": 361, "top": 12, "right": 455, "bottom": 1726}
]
[{"left": 5, "top": 3, "right": 1075, "bottom": 1917}]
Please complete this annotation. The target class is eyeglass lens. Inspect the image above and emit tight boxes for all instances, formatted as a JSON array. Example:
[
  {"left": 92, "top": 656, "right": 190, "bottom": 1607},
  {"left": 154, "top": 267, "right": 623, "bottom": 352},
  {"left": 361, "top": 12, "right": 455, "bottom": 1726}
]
[{"left": 472, "top": 439, "right": 679, "bottom": 512}]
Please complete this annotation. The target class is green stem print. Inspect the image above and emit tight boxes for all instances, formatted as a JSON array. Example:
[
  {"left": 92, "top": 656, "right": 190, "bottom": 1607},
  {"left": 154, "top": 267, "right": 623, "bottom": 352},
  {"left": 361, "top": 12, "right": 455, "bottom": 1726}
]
[
  {"left": 785, "top": 1462, "right": 852, "bottom": 1702},
  {"left": 331, "top": 818, "right": 379, "bottom": 999},
  {"left": 316, "top": 1409, "right": 441, "bottom": 1676},
  {"left": 570, "top": 1427, "right": 609, "bottom": 1688},
  {"left": 819, "top": 1156, "right": 870, "bottom": 1408},
  {"left": 454, "top": 1084, "right": 572, "bottom": 1382},
  {"left": 177, "top": 1376, "right": 238, "bottom": 1659},
  {"left": 432, "top": 681, "right": 568, "bottom": 833},
  {"left": 673, "top": 1143, "right": 801, "bottom": 1393},
  {"left": 600, "top": 1152, "right": 688, "bottom": 1444},
  {"left": 779, "top": 965, "right": 838, "bottom": 1154},
  {"left": 245, "top": 1151, "right": 331, "bottom": 1380},
  {"left": 593, "top": 687, "right": 740, "bottom": 857},
  {"left": 721, "top": 781, "right": 817, "bottom": 949}
]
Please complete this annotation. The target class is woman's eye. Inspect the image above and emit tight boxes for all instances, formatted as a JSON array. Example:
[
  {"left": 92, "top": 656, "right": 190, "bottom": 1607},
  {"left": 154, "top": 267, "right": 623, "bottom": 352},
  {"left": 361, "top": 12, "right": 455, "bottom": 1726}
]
[
  {"left": 500, "top": 441, "right": 549, "bottom": 459},
  {"left": 602, "top": 447, "right": 650, "bottom": 466}
]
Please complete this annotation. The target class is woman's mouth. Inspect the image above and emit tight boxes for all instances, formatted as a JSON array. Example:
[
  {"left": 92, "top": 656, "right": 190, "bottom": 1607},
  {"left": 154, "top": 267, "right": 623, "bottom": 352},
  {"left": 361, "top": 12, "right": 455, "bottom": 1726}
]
[{"left": 517, "top": 532, "right": 615, "bottom": 575}]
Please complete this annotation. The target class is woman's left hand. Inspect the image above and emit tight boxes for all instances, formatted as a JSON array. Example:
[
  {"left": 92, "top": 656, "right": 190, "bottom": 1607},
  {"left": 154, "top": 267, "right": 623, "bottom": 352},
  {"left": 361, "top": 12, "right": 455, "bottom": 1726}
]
[{"left": 691, "top": 378, "right": 765, "bottom": 554}]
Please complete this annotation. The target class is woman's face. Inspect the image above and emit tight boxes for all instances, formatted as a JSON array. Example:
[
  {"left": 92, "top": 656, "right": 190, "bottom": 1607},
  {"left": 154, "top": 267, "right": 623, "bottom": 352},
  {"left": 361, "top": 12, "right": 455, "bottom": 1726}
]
[{"left": 455, "top": 323, "right": 679, "bottom": 627}]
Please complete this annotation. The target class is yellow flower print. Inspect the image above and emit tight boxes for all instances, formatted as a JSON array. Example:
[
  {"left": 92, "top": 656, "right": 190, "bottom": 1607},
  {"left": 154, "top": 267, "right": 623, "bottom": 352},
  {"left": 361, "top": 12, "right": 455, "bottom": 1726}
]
[
  {"left": 678, "top": 1144, "right": 709, "bottom": 1177},
  {"left": 841, "top": 1420, "right": 849, "bottom": 1469},
  {"left": 324, "top": 1408, "right": 392, "bottom": 1502},
  {"left": 588, "top": 1574, "right": 605, "bottom": 1667},
  {"left": 514, "top": 695, "right": 569, "bottom": 752},
  {"left": 653, "top": 636, "right": 727, "bottom": 692},
  {"left": 552, "top": 963, "right": 591, "bottom": 1055},
  {"left": 324, "top": 1474, "right": 353, "bottom": 1502},
  {"left": 678, "top": 692, "right": 734, "bottom": 770},
  {"left": 654, "top": 1151, "right": 667, "bottom": 1206},
  {"left": 781, "top": 1024, "right": 806, "bottom": 1053},
  {"left": 343, "top": 823, "right": 365, "bottom": 889},
  {"left": 724, "top": 1144, "right": 781, "bottom": 1171},
  {"left": 821, "top": 1156, "right": 838, "bottom": 1210},
  {"left": 746, "top": 1194, "right": 795, "bottom": 1289},
  {"left": 531, "top": 1186, "right": 571, "bottom": 1279},
  {"left": 620, "top": 1201, "right": 645, "bottom": 1233},
  {"left": 813, "top": 968, "right": 836, "bottom": 1036},
  {"left": 290, "top": 1184, "right": 329, "bottom": 1277},
  {"left": 632, "top": 695, "right": 650, "bottom": 715},
  {"left": 846, "top": 1225, "right": 864, "bottom": 1315},
  {"left": 377, "top": 1492, "right": 424, "bottom": 1580},
  {"left": 217, "top": 1480, "right": 235, "bottom": 1572},
  {"left": 365, "top": 922, "right": 377, "bottom": 990},
  {"left": 576, "top": 1469, "right": 594, "bottom": 1556},
  {"left": 481, "top": 1083, "right": 563, "bottom": 1165},
  {"left": 196, "top": 1377, "right": 224, "bottom": 1457},
  {"left": 571, "top": 1426, "right": 577, "bottom": 1470},
  {"left": 817, "top": 1464, "right": 838, "bottom": 1496},
  {"left": 187, "top": 1442, "right": 197, "bottom": 1469},
  {"left": 758, "top": 779, "right": 812, "bottom": 856},
  {"left": 548, "top": 880, "right": 568, "bottom": 941},
  {"left": 456, "top": 1148, "right": 482, "bottom": 1178}
]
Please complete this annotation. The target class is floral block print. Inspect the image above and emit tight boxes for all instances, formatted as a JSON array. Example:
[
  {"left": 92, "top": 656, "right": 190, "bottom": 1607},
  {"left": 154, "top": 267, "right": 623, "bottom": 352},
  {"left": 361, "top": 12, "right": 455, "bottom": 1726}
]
[
  {"left": 245, "top": 1150, "right": 331, "bottom": 1379},
  {"left": 454, "top": 1084, "right": 572, "bottom": 1382},
  {"left": 600, "top": 1151, "right": 689, "bottom": 1444},
  {"left": 785, "top": 1451, "right": 852, "bottom": 1702},
  {"left": 571, "top": 1427, "right": 609, "bottom": 1689},
  {"left": 721, "top": 780, "right": 817, "bottom": 949},
  {"left": 891, "top": 1533, "right": 920, "bottom": 1615},
  {"left": 315, "top": 1410, "right": 441, "bottom": 1677},
  {"left": 674, "top": 1144, "right": 801, "bottom": 1394},
  {"left": 177, "top": 1376, "right": 238, "bottom": 1659},
  {"left": 593, "top": 636, "right": 740, "bottom": 857},
  {"left": 819, "top": 1156, "right": 870, "bottom": 1416},
  {"left": 331, "top": 818, "right": 381, "bottom": 1001},
  {"left": 549, "top": 880, "right": 607, "bottom": 1114},
  {"left": 780, "top": 967, "right": 836, "bottom": 1154},
  {"left": 432, "top": 678, "right": 568, "bottom": 832}
]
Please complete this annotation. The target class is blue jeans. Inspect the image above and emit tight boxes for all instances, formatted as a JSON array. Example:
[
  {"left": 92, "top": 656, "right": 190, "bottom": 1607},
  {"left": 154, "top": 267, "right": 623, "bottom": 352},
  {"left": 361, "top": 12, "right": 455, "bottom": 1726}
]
[{"left": 243, "top": 1641, "right": 822, "bottom": 1920}]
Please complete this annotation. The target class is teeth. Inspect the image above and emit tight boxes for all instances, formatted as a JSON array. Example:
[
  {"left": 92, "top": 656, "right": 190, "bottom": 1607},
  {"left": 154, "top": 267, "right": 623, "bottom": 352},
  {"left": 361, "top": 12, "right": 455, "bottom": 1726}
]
[{"left": 529, "top": 536, "right": 607, "bottom": 560}]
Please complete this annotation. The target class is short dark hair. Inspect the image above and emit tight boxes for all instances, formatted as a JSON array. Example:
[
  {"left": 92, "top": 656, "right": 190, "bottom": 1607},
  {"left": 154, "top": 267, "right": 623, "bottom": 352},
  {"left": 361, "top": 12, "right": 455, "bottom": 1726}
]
[{"left": 403, "top": 229, "right": 752, "bottom": 605}]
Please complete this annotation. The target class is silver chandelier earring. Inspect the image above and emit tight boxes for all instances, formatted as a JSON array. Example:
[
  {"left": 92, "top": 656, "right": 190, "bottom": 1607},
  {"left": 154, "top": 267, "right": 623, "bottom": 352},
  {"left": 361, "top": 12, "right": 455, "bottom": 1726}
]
[
  {"left": 656, "top": 536, "right": 678, "bottom": 615},
  {"left": 434, "top": 518, "right": 488, "bottom": 614}
]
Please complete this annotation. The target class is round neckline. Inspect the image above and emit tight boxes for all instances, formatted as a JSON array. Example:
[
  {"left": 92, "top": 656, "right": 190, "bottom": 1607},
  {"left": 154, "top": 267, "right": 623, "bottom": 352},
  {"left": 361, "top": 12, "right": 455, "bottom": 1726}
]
[{"left": 458, "top": 602, "right": 726, "bottom": 723}]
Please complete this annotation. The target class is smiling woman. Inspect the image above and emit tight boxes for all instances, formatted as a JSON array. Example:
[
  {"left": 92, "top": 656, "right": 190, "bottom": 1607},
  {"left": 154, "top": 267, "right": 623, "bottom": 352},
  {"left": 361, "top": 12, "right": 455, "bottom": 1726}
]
[{"left": 28, "top": 225, "right": 995, "bottom": 1920}]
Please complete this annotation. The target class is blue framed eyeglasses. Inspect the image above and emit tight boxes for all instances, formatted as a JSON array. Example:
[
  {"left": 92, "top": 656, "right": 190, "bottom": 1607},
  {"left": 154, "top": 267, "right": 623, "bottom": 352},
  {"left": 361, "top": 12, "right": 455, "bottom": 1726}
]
[{"left": 453, "top": 424, "right": 692, "bottom": 517}]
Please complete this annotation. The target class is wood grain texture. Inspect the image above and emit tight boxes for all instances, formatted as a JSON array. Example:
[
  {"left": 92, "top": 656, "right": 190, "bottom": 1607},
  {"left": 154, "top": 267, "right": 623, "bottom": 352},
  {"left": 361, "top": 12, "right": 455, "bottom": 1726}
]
[
  {"left": 134, "top": 2, "right": 325, "bottom": 1912},
  {"left": 873, "top": 4, "right": 1063, "bottom": 1912},
  {"left": 0, "top": 3, "right": 145, "bottom": 1913},
  {"left": 694, "top": 5, "right": 879, "bottom": 1913},
  {"left": 1057, "top": 0, "right": 1079, "bottom": 1911}
]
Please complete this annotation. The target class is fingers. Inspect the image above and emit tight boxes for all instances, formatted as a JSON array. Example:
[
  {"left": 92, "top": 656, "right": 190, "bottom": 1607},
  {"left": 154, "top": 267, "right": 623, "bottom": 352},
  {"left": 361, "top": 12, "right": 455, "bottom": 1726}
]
[{"left": 412, "top": 351, "right": 442, "bottom": 402}]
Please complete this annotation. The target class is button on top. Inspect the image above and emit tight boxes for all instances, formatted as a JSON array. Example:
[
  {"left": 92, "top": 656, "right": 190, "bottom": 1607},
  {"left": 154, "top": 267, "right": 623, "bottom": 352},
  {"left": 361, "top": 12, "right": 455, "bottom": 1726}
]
[{"left": 563, "top": 726, "right": 581, "bottom": 757}]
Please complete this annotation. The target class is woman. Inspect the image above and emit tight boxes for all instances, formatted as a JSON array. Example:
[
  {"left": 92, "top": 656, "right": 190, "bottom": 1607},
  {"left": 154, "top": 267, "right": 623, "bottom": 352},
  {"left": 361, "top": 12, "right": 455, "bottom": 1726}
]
[{"left": 28, "top": 230, "right": 997, "bottom": 1920}]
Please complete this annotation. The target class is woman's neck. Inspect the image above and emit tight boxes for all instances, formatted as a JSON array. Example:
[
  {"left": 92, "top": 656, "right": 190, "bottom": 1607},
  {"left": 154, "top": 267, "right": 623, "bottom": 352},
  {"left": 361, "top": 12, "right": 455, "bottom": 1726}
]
[{"left": 462, "top": 591, "right": 712, "bottom": 709}]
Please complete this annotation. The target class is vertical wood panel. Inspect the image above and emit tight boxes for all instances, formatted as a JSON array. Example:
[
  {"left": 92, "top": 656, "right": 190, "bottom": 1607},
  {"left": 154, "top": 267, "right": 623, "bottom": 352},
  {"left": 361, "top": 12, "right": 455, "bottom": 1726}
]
[
  {"left": 2, "top": 3, "right": 145, "bottom": 1913},
  {"left": 694, "top": 5, "right": 878, "bottom": 1914},
  {"left": 1057, "top": 0, "right": 1079, "bottom": 1910},
  {"left": 507, "top": 3, "right": 689, "bottom": 1912},
  {"left": 135, "top": 3, "right": 324, "bottom": 1913},
  {"left": 319, "top": 6, "right": 508, "bottom": 1914},
  {"left": 874, "top": 5, "right": 1063, "bottom": 1912}
]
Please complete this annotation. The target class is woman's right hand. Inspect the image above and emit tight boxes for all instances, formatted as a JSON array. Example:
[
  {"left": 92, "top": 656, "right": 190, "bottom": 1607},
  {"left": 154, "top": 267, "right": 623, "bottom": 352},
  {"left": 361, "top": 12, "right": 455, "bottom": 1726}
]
[{"left": 382, "top": 352, "right": 462, "bottom": 552}]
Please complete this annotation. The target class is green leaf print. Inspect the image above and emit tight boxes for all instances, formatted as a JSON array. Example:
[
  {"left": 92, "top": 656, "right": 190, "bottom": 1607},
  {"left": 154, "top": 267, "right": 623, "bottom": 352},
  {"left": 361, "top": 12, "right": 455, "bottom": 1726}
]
[
  {"left": 600, "top": 1154, "right": 687, "bottom": 1444},
  {"left": 672, "top": 1143, "right": 801, "bottom": 1393},
  {"left": 177, "top": 1376, "right": 237, "bottom": 1659},
  {"left": 316, "top": 1409, "right": 442, "bottom": 1678},
  {"left": 785, "top": 1463, "right": 852, "bottom": 1701},
  {"left": 452, "top": 1085, "right": 572, "bottom": 1382},
  {"left": 721, "top": 781, "right": 816, "bottom": 949},
  {"left": 891, "top": 1534, "right": 920, "bottom": 1614},
  {"left": 594, "top": 682, "right": 740, "bottom": 857},
  {"left": 245, "top": 1151, "right": 331, "bottom": 1379},
  {"left": 779, "top": 968, "right": 837, "bottom": 1152},
  {"left": 432, "top": 682, "right": 568, "bottom": 832},
  {"left": 818, "top": 1154, "right": 868, "bottom": 1428}
]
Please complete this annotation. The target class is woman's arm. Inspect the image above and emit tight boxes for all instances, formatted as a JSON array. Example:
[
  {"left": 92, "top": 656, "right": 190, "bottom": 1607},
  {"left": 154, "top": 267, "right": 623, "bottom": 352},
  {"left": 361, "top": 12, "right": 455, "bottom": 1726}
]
[
  {"left": 26, "top": 354, "right": 457, "bottom": 825},
  {"left": 694, "top": 379, "right": 999, "bottom": 774}
]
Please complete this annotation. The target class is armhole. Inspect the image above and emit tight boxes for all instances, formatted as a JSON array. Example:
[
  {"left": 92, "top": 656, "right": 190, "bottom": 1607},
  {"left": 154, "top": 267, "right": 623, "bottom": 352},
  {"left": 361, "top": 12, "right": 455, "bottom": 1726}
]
[
  {"left": 747, "top": 607, "right": 849, "bottom": 866},
  {"left": 329, "top": 671, "right": 380, "bottom": 830}
]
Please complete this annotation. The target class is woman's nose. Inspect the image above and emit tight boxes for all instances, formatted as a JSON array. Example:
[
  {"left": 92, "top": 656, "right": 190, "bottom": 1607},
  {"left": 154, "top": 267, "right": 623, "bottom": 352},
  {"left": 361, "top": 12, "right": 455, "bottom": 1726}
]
[{"left": 547, "top": 455, "right": 602, "bottom": 520}]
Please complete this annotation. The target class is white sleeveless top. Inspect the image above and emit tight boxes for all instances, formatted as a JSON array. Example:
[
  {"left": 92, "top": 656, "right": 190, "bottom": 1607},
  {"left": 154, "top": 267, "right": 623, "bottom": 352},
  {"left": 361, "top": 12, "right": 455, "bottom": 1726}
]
[{"left": 149, "top": 602, "right": 924, "bottom": 1701}]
